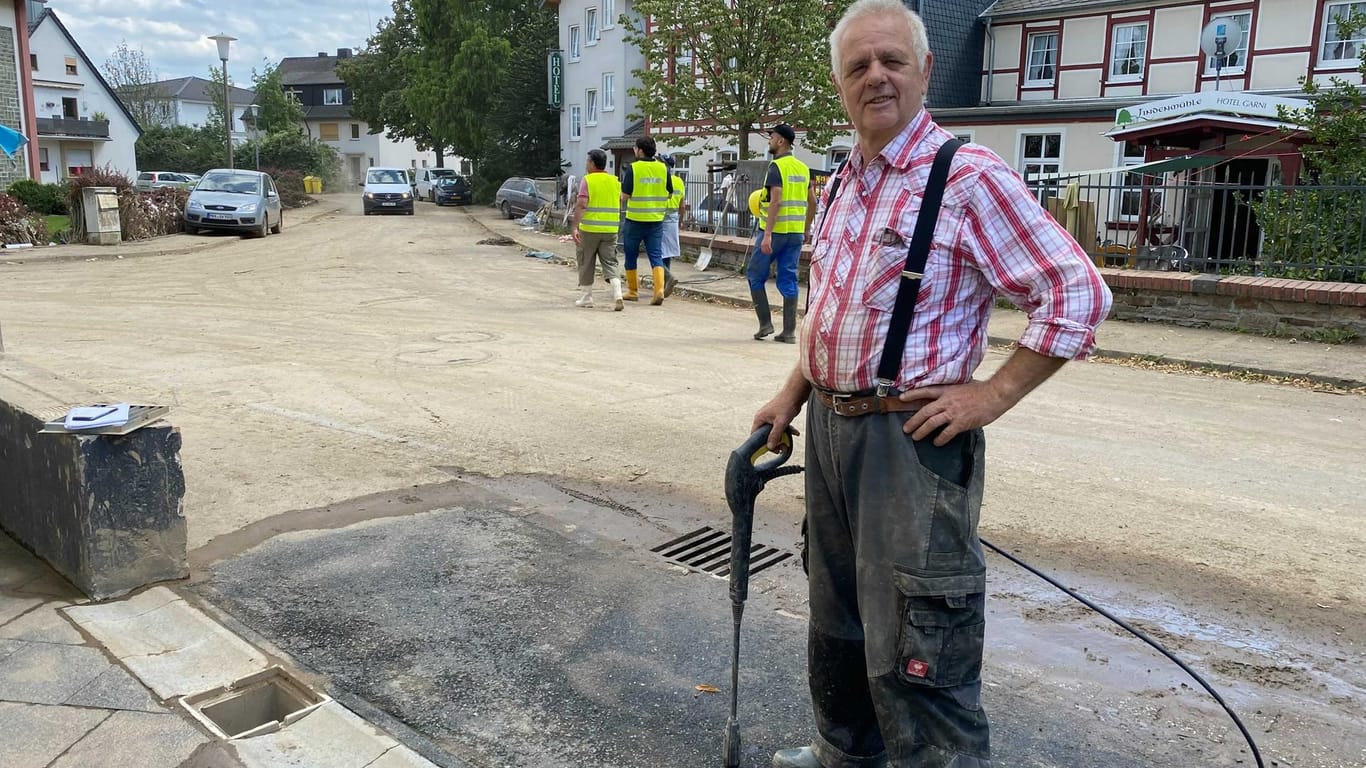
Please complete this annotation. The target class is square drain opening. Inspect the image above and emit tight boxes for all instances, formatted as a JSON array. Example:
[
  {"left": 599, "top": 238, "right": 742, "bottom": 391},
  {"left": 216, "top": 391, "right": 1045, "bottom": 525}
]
[
  {"left": 651, "top": 526, "right": 794, "bottom": 578},
  {"left": 181, "top": 666, "right": 329, "bottom": 740}
]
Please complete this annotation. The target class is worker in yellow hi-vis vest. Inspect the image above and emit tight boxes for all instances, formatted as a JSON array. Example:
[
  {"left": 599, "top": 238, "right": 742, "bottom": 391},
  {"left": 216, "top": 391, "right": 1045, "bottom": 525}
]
[
  {"left": 749, "top": 122, "right": 814, "bottom": 343},
  {"left": 571, "top": 149, "right": 624, "bottom": 311},
  {"left": 621, "top": 136, "right": 676, "bottom": 306}
]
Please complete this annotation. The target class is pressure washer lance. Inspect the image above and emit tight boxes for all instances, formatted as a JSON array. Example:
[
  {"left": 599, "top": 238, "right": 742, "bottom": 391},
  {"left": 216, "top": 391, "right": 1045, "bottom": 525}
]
[
  {"left": 720, "top": 426, "right": 1265, "bottom": 768},
  {"left": 722, "top": 424, "right": 802, "bottom": 768}
]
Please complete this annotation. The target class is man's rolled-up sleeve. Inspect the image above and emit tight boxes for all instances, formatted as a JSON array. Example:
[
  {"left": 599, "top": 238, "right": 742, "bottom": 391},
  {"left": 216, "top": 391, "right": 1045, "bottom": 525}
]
[{"left": 961, "top": 162, "right": 1113, "bottom": 360}]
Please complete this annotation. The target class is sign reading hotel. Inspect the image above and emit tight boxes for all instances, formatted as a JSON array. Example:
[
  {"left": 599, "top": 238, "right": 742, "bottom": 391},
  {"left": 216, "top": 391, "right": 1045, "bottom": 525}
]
[
  {"left": 547, "top": 50, "right": 564, "bottom": 109},
  {"left": 1114, "top": 91, "right": 1312, "bottom": 127}
]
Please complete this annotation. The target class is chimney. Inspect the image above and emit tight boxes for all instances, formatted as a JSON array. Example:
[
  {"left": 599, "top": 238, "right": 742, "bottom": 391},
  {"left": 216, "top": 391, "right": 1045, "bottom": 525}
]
[
  {"left": 317, "top": 51, "right": 327, "bottom": 57},
  {"left": 337, "top": 48, "right": 352, "bottom": 59}
]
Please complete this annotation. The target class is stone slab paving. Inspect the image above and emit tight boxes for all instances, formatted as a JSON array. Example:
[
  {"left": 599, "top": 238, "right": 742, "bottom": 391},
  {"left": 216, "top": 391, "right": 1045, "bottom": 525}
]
[
  {"left": 49, "top": 710, "right": 207, "bottom": 768},
  {"left": 63, "top": 665, "right": 164, "bottom": 713},
  {"left": 232, "top": 701, "right": 437, "bottom": 768},
  {"left": 0, "top": 642, "right": 111, "bottom": 705},
  {"left": 63, "top": 586, "right": 270, "bottom": 699},
  {"left": 0, "top": 600, "right": 84, "bottom": 644},
  {"left": 0, "top": 701, "right": 109, "bottom": 768}
]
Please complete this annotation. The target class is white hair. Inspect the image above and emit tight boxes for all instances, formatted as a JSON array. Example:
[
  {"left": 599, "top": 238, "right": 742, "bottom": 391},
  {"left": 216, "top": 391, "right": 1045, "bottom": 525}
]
[{"left": 829, "top": 0, "right": 930, "bottom": 78}]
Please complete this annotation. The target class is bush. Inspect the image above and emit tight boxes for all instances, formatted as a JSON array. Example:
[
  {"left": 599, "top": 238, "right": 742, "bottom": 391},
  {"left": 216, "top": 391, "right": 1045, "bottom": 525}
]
[
  {"left": 8, "top": 179, "right": 68, "bottom": 215},
  {"left": 0, "top": 194, "right": 49, "bottom": 245},
  {"left": 65, "top": 165, "right": 188, "bottom": 241},
  {"left": 261, "top": 167, "right": 312, "bottom": 208}
]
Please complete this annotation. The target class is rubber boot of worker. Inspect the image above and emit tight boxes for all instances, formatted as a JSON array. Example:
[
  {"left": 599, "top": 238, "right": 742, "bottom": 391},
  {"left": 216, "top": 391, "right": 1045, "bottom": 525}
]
[
  {"left": 574, "top": 285, "right": 593, "bottom": 308},
  {"left": 651, "top": 266, "right": 666, "bottom": 305},
  {"left": 771, "top": 747, "right": 886, "bottom": 768},
  {"left": 663, "top": 264, "right": 678, "bottom": 297},
  {"left": 610, "top": 278, "right": 624, "bottom": 312},
  {"left": 773, "top": 297, "right": 798, "bottom": 343},
  {"left": 751, "top": 290, "right": 774, "bottom": 340},
  {"left": 624, "top": 270, "right": 639, "bottom": 301}
]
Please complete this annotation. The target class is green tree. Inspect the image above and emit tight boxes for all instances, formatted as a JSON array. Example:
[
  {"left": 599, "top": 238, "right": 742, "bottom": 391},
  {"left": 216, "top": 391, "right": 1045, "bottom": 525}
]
[
  {"left": 1250, "top": 11, "right": 1366, "bottom": 282},
  {"left": 624, "top": 0, "right": 851, "bottom": 158},
  {"left": 249, "top": 62, "right": 305, "bottom": 135},
  {"left": 338, "top": 0, "right": 455, "bottom": 165},
  {"left": 134, "top": 124, "right": 223, "bottom": 174}
]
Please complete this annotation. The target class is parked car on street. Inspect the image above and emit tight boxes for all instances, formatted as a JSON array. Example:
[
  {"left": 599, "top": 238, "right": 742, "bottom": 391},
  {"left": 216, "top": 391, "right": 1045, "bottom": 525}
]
[
  {"left": 414, "top": 167, "right": 459, "bottom": 202},
  {"left": 134, "top": 171, "right": 195, "bottom": 192},
  {"left": 688, "top": 191, "right": 750, "bottom": 236},
  {"left": 494, "top": 177, "right": 550, "bottom": 219},
  {"left": 362, "top": 167, "right": 415, "bottom": 215},
  {"left": 433, "top": 175, "right": 472, "bottom": 206},
  {"left": 183, "top": 169, "right": 283, "bottom": 237}
]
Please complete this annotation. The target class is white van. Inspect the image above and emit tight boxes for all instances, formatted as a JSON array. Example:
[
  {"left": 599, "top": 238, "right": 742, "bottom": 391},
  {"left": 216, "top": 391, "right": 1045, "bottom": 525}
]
[{"left": 414, "top": 167, "right": 459, "bottom": 202}]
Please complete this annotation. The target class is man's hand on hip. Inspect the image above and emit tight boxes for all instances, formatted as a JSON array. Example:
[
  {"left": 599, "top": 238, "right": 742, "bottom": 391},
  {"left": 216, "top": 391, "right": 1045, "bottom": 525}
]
[{"left": 898, "top": 380, "right": 1012, "bottom": 446}]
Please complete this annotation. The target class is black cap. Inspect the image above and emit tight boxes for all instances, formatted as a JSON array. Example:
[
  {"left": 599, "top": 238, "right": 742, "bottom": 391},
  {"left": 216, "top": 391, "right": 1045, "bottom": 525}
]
[{"left": 768, "top": 123, "right": 796, "bottom": 145}]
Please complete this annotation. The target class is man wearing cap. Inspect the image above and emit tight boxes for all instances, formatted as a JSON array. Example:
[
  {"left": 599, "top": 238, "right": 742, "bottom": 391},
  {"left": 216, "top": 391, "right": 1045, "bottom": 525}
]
[
  {"left": 621, "top": 136, "right": 676, "bottom": 305},
  {"left": 749, "top": 122, "right": 814, "bottom": 343},
  {"left": 571, "top": 149, "right": 625, "bottom": 311}
]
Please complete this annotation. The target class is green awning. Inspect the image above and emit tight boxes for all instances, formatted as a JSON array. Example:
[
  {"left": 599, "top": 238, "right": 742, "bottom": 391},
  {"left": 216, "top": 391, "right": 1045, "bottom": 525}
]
[{"left": 1028, "top": 154, "right": 1222, "bottom": 182}]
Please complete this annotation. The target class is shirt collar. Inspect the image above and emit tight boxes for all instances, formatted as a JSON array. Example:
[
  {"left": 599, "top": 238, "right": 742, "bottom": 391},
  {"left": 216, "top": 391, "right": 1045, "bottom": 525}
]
[{"left": 850, "top": 109, "right": 933, "bottom": 173}]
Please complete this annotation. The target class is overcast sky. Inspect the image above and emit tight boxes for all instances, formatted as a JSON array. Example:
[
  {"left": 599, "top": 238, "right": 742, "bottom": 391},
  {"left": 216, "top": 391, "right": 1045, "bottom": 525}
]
[{"left": 53, "top": 0, "right": 385, "bottom": 85}]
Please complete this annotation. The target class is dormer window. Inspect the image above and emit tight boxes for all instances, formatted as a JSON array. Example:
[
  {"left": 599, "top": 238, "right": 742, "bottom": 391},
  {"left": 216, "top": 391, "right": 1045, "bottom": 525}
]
[{"left": 323, "top": 88, "right": 344, "bottom": 105}]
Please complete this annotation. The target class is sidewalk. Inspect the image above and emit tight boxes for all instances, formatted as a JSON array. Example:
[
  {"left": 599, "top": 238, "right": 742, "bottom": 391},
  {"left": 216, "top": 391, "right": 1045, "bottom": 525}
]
[
  {"left": 0, "top": 196, "right": 347, "bottom": 268},
  {"left": 471, "top": 207, "right": 1366, "bottom": 390}
]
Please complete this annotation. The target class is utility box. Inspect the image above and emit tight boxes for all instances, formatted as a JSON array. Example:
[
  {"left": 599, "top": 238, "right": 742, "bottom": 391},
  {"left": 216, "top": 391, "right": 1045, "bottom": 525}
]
[{"left": 81, "top": 186, "right": 121, "bottom": 245}]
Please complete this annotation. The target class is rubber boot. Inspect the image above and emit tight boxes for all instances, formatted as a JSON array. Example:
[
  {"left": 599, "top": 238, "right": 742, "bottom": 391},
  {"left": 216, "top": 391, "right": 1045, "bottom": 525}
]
[
  {"left": 610, "top": 278, "right": 624, "bottom": 312},
  {"left": 663, "top": 264, "right": 678, "bottom": 297},
  {"left": 624, "top": 270, "right": 639, "bottom": 301},
  {"left": 574, "top": 285, "right": 593, "bottom": 308},
  {"left": 651, "top": 266, "right": 666, "bottom": 305},
  {"left": 774, "top": 296, "right": 798, "bottom": 343},
  {"left": 772, "top": 747, "right": 886, "bottom": 768},
  {"left": 751, "top": 290, "right": 774, "bottom": 340}
]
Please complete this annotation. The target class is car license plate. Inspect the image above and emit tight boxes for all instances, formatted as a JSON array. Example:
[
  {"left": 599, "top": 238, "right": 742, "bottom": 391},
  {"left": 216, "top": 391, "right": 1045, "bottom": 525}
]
[
  {"left": 382, "top": 202, "right": 396, "bottom": 207},
  {"left": 207, "top": 213, "right": 233, "bottom": 220}
]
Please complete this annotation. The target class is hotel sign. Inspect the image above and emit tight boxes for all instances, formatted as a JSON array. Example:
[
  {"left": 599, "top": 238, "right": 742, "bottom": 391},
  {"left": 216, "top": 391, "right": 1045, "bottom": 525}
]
[
  {"left": 1114, "top": 91, "right": 1312, "bottom": 127},
  {"left": 547, "top": 50, "right": 563, "bottom": 109}
]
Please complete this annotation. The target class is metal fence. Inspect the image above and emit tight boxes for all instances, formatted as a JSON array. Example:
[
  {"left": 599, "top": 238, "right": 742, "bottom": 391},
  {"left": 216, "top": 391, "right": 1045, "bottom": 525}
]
[{"left": 1025, "top": 170, "right": 1366, "bottom": 283}]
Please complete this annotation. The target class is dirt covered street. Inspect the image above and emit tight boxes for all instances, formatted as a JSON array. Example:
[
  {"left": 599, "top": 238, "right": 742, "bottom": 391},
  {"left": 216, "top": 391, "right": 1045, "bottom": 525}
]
[{"left": 1, "top": 195, "right": 1362, "bottom": 766}]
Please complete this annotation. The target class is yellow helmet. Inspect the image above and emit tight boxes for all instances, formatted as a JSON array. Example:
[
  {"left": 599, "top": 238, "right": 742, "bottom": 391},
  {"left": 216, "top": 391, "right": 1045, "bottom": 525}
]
[{"left": 748, "top": 189, "right": 766, "bottom": 218}]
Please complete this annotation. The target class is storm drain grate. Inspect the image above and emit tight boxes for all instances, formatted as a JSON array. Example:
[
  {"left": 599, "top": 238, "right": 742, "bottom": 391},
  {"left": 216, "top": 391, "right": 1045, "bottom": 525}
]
[{"left": 651, "top": 526, "right": 794, "bottom": 579}]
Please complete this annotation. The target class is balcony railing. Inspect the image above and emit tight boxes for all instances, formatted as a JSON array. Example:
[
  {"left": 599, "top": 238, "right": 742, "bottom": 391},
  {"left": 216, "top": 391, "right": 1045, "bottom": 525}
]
[{"left": 37, "top": 117, "right": 110, "bottom": 139}]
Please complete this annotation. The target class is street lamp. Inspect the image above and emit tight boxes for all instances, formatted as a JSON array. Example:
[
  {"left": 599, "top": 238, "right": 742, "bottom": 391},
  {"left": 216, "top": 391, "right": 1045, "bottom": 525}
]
[
  {"left": 247, "top": 104, "right": 260, "bottom": 170},
  {"left": 207, "top": 33, "right": 236, "bottom": 168}
]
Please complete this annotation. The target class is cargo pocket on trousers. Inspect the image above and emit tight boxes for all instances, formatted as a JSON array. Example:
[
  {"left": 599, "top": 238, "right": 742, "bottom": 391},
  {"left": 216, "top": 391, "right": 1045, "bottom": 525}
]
[
  {"left": 909, "top": 429, "right": 979, "bottom": 573},
  {"left": 893, "top": 569, "right": 986, "bottom": 690}
]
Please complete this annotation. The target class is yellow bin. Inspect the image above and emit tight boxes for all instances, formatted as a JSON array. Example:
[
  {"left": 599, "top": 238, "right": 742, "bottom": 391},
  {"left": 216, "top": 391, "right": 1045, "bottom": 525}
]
[{"left": 303, "top": 176, "right": 322, "bottom": 194}]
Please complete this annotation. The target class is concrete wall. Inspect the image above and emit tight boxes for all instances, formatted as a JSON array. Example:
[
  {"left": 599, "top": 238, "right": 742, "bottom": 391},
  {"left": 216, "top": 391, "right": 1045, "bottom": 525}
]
[{"left": 0, "top": 356, "right": 187, "bottom": 600}]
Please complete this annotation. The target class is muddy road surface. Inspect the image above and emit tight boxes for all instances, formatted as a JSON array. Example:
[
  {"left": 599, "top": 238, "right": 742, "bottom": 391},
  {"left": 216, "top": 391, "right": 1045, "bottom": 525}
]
[{"left": 1, "top": 195, "right": 1362, "bottom": 766}]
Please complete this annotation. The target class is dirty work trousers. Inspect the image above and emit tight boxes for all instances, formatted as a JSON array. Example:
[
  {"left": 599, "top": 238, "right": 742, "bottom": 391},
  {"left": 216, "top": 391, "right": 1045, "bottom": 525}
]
[
  {"left": 577, "top": 230, "right": 620, "bottom": 285},
  {"left": 803, "top": 392, "right": 991, "bottom": 768},
  {"left": 622, "top": 219, "right": 664, "bottom": 270},
  {"left": 746, "top": 232, "right": 802, "bottom": 298}
]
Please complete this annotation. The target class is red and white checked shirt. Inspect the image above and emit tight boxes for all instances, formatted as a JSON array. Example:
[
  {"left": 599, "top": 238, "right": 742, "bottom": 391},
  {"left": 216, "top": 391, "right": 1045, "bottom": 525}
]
[{"left": 801, "top": 110, "right": 1112, "bottom": 393}]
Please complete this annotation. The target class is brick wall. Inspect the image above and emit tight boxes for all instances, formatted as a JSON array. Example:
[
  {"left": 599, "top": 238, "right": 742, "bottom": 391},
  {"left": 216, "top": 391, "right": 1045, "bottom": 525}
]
[{"left": 0, "top": 26, "right": 28, "bottom": 187}]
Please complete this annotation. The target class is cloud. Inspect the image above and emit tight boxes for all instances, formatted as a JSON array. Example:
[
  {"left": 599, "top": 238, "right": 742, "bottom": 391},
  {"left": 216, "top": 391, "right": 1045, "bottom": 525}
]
[{"left": 50, "top": 0, "right": 383, "bottom": 83}]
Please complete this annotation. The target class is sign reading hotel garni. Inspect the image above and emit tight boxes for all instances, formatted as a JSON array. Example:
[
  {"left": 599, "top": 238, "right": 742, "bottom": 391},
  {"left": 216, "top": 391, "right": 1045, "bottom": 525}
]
[
  {"left": 1114, "top": 91, "right": 1312, "bottom": 127},
  {"left": 547, "top": 50, "right": 563, "bottom": 109}
]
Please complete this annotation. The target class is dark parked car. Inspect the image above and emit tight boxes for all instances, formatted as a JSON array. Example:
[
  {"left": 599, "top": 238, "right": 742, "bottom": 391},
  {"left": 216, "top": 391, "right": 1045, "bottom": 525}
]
[
  {"left": 494, "top": 176, "right": 550, "bottom": 219},
  {"left": 433, "top": 175, "right": 472, "bottom": 206},
  {"left": 183, "top": 169, "right": 283, "bottom": 237}
]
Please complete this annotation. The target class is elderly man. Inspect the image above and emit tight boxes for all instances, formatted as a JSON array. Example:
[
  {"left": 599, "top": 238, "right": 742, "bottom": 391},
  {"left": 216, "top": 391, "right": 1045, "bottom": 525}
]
[{"left": 751, "top": 1, "right": 1112, "bottom": 766}]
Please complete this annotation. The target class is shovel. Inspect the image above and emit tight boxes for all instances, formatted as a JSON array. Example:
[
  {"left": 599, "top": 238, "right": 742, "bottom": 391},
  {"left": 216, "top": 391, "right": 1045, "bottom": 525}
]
[
  {"left": 698, "top": 225, "right": 719, "bottom": 271},
  {"left": 722, "top": 424, "right": 802, "bottom": 767}
]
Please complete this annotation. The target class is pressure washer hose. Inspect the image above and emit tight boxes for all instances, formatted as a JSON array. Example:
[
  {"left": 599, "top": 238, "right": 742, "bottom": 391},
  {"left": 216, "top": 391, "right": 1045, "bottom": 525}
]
[{"left": 980, "top": 537, "right": 1265, "bottom": 768}]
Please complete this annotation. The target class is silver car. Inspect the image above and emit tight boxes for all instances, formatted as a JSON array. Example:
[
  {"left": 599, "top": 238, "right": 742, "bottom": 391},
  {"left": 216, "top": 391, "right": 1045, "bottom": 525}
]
[
  {"left": 183, "top": 169, "right": 283, "bottom": 237},
  {"left": 134, "top": 171, "right": 195, "bottom": 193}
]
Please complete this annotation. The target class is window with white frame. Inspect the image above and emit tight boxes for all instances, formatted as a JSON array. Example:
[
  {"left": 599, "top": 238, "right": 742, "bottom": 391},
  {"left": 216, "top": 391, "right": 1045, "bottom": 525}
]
[
  {"left": 1205, "top": 12, "right": 1251, "bottom": 72},
  {"left": 569, "top": 105, "right": 582, "bottom": 140},
  {"left": 1025, "top": 32, "right": 1058, "bottom": 85},
  {"left": 828, "top": 147, "right": 851, "bottom": 169},
  {"left": 586, "top": 89, "right": 598, "bottom": 125},
  {"left": 718, "top": 150, "right": 738, "bottom": 163},
  {"left": 602, "top": 0, "right": 615, "bottom": 29},
  {"left": 569, "top": 25, "right": 581, "bottom": 61},
  {"left": 1020, "top": 132, "right": 1062, "bottom": 201},
  {"left": 1322, "top": 1, "right": 1366, "bottom": 63},
  {"left": 673, "top": 48, "right": 693, "bottom": 84},
  {"left": 1115, "top": 141, "right": 1154, "bottom": 221},
  {"left": 1109, "top": 22, "right": 1148, "bottom": 80},
  {"left": 586, "top": 8, "right": 599, "bottom": 45},
  {"left": 602, "top": 72, "right": 615, "bottom": 110},
  {"left": 952, "top": 133, "right": 974, "bottom": 143},
  {"left": 323, "top": 88, "right": 344, "bottom": 105}
]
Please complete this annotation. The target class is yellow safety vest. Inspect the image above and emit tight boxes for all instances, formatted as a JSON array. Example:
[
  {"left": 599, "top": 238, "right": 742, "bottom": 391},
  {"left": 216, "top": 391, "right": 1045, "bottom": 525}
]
[
  {"left": 626, "top": 159, "right": 669, "bottom": 222},
  {"left": 771, "top": 154, "right": 810, "bottom": 234},
  {"left": 580, "top": 172, "right": 621, "bottom": 233},
  {"left": 667, "top": 174, "right": 685, "bottom": 214}
]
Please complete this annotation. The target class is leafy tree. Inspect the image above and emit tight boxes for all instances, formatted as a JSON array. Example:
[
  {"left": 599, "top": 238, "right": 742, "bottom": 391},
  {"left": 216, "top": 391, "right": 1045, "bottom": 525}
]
[
  {"left": 1250, "top": 11, "right": 1366, "bottom": 282},
  {"left": 337, "top": 0, "right": 455, "bottom": 165},
  {"left": 249, "top": 62, "right": 305, "bottom": 135},
  {"left": 134, "top": 124, "right": 223, "bottom": 174},
  {"left": 240, "top": 131, "right": 342, "bottom": 187},
  {"left": 624, "top": 0, "right": 851, "bottom": 158},
  {"left": 103, "top": 40, "right": 161, "bottom": 128}
]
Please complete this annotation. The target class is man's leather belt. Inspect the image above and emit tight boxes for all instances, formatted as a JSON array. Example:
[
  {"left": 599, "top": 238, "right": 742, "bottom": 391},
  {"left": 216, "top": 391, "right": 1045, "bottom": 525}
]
[{"left": 815, "top": 389, "right": 921, "bottom": 417}]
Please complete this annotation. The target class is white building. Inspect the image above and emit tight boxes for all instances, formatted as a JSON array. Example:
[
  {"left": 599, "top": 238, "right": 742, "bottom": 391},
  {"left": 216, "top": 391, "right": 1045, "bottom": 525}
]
[
  {"left": 279, "top": 49, "right": 452, "bottom": 186},
  {"left": 554, "top": 0, "right": 644, "bottom": 180},
  {"left": 143, "top": 76, "right": 256, "bottom": 143},
  {"left": 28, "top": 8, "right": 140, "bottom": 183}
]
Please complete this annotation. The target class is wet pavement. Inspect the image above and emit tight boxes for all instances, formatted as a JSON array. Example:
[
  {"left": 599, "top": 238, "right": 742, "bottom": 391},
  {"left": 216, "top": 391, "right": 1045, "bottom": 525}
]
[{"left": 191, "top": 476, "right": 1288, "bottom": 768}]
